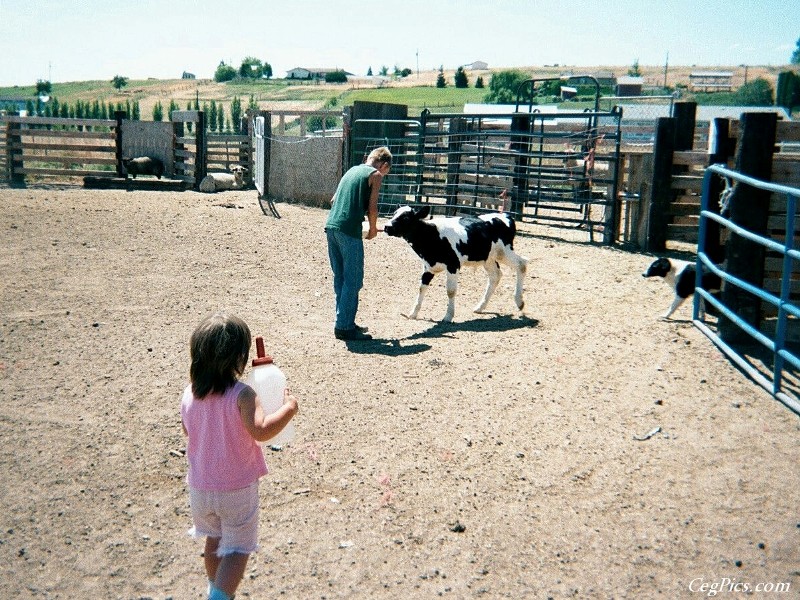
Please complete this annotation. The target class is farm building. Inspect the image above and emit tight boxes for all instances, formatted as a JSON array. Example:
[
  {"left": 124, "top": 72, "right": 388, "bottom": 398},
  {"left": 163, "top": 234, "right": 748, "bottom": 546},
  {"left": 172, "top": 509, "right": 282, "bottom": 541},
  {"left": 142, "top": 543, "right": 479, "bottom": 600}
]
[
  {"left": 560, "top": 86, "right": 578, "bottom": 100},
  {"left": 286, "top": 67, "right": 354, "bottom": 80},
  {"left": 690, "top": 71, "right": 733, "bottom": 92},
  {"left": 181, "top": 71, "right": 196, "bottom": 79},
  {"left": 616, "top": 76, "right": 644, "bottom": 96}
]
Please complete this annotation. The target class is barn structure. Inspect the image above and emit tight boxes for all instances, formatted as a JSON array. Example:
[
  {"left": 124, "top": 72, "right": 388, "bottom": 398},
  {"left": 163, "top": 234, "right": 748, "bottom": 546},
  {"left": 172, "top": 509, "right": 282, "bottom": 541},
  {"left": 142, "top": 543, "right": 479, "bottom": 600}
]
[{"left": 689, "top": 71, "right": 733, "bottom": 92}]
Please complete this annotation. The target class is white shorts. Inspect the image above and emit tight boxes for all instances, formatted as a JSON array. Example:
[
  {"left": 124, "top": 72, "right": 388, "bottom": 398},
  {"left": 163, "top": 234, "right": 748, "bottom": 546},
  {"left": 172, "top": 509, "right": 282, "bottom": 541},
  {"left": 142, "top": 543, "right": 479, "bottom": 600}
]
[{"left": 188, "top": 481, "right": 260, "bottom": 556}]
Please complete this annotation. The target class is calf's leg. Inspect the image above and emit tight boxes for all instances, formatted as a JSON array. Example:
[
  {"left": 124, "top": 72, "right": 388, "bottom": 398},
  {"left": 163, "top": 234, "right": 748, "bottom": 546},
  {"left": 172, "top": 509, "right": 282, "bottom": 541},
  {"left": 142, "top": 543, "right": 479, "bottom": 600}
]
[
  {"left": 405, "top": 271, "right": 434, "bottom": 320},
  {"left": 474, "top": 260, "right": 502, "bottom": 313},
  {"left": 443, "top": 271, "right": 459, "bottom": 322},
  {"left": 499, "top": 247, "right": 527, "bottom": 310}
]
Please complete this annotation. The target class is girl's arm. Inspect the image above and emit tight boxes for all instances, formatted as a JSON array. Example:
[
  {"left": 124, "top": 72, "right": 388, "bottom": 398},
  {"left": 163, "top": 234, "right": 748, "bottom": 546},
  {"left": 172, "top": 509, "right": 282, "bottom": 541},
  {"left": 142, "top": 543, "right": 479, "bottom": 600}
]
[{"left": 238, "top": 385, "right": 298, "bottom": 443}]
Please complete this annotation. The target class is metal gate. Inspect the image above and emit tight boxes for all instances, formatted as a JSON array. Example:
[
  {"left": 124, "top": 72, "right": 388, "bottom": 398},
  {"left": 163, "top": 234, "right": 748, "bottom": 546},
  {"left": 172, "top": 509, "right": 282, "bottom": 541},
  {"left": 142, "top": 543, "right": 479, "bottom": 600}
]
[{"left": 350, "top": 107, "right": 622, "bottom": 244}]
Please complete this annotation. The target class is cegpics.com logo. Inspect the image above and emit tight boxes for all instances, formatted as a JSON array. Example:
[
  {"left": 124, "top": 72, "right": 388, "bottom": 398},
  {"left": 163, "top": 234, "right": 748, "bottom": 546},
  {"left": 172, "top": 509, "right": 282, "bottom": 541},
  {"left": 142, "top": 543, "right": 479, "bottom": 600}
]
[{"left": 689, "top": 577, "right": 791, "bottom": 596}]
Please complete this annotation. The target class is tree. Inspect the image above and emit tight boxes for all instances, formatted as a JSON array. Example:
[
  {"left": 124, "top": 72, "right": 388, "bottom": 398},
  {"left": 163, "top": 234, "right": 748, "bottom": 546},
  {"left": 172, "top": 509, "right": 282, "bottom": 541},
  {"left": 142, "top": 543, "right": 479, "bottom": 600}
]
[
  {"left": 367, "top": 66, "right": 373, "bottom": 76},
  {"left": 436, "top": 66, "right": 447, "bottom": 88},
  {"left": 325, "top": 70, "right": 348, "bottom": 83},
  {"left": 262, "top": 62, "right": 273, "bottom": 79},
  {"left": 209, "top": 100, "right": 218, "bottom": 132},
  {"left": 735, "top": 77, "right": 774, "bottom": 105},
  {"left": 454, "top": 66, "right": 468, "bottom": 88},
  {"left": 168, "top": 99, "right": 179, "bottom": 121},
  {"left": 628, "top": 60, "right": 641, "bottom": 77},
  {"left": 792, "top": 37, "right": 800, "bottom": 64},
  {"left": 111, "top": 75, "right": 128, "bottom": 91},
  {"left": 475, "top": 76, "right": 485, "bottom": 89},
  {"left": 217, "top": 104, "right": 224, "bottom": 132},
  {"left": 230, "top": 96, "right": 242, "bottom": 133},
  {"left": 36, "top": 79, "right": 52, "bottom": 96},
  {"left": 214, "top": 61, "right": 237, "bottom": 83},
  {"left": 239, "top": 56, "right": 263, "bottom": 78},
  {"left": 484, "top": 69, "right": 530, "bottom": 104},
  {"left": 152, "top": 101, "right": 163, "bottom": 121},
  {"left": 777, "top": 71, "right": 800, "bottom": 112}
]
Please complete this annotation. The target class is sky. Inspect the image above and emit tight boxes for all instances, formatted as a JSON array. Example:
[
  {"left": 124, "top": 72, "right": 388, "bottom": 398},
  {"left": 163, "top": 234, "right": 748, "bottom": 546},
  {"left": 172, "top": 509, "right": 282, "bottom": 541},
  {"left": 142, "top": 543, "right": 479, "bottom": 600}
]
[{"left": 0, "top": 0, "right": 797, "bottom": 87}]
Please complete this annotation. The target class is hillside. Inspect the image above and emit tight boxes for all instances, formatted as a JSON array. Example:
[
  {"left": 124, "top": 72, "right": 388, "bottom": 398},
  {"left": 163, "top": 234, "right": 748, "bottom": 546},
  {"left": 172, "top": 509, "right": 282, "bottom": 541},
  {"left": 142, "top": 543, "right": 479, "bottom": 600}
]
[{"left": 1, "top": 64, "right": 795, "bottom": 121}]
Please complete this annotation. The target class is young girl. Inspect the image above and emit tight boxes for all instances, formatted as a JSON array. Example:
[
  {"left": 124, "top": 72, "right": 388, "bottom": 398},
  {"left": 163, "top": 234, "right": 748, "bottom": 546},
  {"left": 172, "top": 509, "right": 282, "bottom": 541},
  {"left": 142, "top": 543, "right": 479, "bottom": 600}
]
[{"left": 181, "top": 312, "right": 298, "bottom": 600}]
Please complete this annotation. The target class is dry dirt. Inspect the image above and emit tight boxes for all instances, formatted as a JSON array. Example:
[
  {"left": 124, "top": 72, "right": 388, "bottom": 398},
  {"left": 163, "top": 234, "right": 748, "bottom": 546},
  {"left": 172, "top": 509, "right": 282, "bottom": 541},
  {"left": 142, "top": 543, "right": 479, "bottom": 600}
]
[{"left": 0, "top": 187, "right": 798, "bottom": 599}]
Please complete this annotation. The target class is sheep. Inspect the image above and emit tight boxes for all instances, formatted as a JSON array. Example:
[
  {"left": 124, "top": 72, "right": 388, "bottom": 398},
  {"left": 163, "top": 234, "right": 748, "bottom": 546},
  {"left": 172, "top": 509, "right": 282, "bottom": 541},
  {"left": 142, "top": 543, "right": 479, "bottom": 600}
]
[
  {"left": 123, "top": 156, "right": 164, "bottom": 179},
  {"left": 199, "top": 166, "right": 247, "bottom": 193}
]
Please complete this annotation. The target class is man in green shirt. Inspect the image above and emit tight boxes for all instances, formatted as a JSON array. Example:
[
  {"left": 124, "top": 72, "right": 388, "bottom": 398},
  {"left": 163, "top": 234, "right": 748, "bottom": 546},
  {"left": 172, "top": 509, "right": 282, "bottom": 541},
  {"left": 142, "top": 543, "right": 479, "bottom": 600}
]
[{"left": 325, "top": 146, "right": 392, "bottom": 340}]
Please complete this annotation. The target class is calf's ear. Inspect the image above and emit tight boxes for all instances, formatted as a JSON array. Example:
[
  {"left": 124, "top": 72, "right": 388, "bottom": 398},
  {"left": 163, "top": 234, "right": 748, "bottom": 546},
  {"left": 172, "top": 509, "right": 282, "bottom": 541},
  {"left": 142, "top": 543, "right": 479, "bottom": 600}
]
[{"left": 414, "top": 206, "right": 431, "bottom": 220}]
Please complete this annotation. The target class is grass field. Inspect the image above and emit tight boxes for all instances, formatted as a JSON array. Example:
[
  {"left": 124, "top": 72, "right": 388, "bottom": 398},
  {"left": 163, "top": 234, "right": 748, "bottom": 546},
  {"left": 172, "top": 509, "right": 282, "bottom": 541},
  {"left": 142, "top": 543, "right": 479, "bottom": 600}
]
[{"left": 2, "top": 63, "right": 793, "bottom": 122}]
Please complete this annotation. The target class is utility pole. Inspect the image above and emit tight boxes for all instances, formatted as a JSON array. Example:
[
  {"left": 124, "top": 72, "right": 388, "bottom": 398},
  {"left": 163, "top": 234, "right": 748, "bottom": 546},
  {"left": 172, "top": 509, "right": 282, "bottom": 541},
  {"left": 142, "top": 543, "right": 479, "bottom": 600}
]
[
  {"left": 416, "top": 49, "right": 419, "bottom": 79},
  {"left": 663, "top": 52, "right": 668, "bottom": 89}
]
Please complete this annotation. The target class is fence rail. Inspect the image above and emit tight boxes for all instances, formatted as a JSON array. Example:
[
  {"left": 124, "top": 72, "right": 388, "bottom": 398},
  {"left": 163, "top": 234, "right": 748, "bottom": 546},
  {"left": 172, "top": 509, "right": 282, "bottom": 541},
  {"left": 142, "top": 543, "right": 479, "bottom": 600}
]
[{"left": 695, "top": 164, "right": 800, "bottom": 414}]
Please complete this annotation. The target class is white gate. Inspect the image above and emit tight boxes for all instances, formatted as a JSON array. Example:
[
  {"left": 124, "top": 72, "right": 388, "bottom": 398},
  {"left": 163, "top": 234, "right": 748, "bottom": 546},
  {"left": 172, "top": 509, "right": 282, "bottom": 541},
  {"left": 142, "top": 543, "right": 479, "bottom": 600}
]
[{"left": 253, "top": 115, "right": 279, "bottom": 217}]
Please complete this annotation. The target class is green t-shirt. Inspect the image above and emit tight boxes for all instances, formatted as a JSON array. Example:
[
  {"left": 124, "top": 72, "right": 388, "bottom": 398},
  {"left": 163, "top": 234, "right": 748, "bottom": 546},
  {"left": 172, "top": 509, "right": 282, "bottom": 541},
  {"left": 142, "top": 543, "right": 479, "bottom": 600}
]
[{"left": 325, "top": 164, "right": 376, "bottom": 238}]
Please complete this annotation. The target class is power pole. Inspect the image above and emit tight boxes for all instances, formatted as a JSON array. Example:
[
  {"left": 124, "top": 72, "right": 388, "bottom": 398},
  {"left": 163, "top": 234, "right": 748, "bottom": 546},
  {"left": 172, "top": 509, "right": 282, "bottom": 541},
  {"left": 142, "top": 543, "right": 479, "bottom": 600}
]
[{"left": 663, "top": 52, "right": 668, "bottom": 89}]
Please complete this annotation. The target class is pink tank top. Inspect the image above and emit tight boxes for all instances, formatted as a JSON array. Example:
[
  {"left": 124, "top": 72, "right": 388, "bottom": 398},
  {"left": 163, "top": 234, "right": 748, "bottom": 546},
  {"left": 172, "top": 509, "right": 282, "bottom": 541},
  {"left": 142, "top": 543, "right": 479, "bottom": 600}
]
[{"left": 181, "top": 381, "right": 268, "bottom": 491}]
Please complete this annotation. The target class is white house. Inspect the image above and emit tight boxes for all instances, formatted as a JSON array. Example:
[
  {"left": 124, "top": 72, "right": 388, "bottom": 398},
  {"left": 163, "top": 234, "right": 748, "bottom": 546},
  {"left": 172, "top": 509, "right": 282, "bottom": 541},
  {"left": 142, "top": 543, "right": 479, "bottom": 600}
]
[{"left": 286, "top": 67, "right": 354, "bottom": 80}]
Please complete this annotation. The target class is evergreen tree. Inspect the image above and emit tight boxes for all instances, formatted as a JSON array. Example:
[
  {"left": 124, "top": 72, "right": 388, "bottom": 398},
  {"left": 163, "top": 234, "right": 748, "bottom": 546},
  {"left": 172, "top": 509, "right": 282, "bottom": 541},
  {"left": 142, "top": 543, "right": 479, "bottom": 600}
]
[
  {"left": 217, "top": 104, "right": 224, "bottom": 132},
  {"left": 152, "top": 101, "right": 164, "bottom": 121},
  {"left": 231, "top": 96, "right": 242, "bottom": 133},
  {"left": 454, "top": 66, "right": 469, "bottom": 88},
  {"left": 168, "top": 99, "right": 179, "bottom": 121},
  {"left": 209, "top": 100, "right": 218, "bottom": 132},
  {"left": 792, "top": 37, "right": 800, "bottom": 64},
  {"left": 436, "top": 66, "right": 447, "bottom": 88},
  {"left": 475, "top": 76, "right": 485, "bottom": 89},
  {"left": 132, "top": 101, "right": 140, "bottom": 120}
]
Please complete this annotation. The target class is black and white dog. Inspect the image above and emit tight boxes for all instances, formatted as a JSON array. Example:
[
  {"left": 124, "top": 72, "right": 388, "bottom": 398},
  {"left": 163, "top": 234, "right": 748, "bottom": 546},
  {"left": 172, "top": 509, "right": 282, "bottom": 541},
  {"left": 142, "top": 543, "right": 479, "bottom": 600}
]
[
  {"left": 642, "top": 257, "right": 722, "bottom": 319},
  {"left": 383, "top": 206, "right": 528, "bottom": 322}
]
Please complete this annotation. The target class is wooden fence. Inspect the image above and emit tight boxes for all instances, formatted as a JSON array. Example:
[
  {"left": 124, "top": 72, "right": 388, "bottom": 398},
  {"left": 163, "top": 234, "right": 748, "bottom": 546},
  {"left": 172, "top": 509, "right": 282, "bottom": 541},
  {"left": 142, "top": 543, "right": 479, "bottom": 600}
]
[{"left": 0, "top": 110, "right": 341, "bottom": 189}]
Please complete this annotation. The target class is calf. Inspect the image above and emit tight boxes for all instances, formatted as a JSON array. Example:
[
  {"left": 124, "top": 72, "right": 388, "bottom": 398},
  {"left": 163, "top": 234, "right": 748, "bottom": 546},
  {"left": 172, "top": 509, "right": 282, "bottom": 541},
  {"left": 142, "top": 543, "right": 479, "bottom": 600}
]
[
  {"left": 642, "top": 257, "right": 722, "bottom": 319},
  {"left": 383, "top": 205, "right": 528, "bottom": 322}
]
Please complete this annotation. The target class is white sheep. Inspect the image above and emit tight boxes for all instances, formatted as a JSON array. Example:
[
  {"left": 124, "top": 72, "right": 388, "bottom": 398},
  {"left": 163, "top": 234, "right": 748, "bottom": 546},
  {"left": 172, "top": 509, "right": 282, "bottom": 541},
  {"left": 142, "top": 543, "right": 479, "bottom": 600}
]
[{"left": 198, "top": 166, "right": 247, "bottom": 193}]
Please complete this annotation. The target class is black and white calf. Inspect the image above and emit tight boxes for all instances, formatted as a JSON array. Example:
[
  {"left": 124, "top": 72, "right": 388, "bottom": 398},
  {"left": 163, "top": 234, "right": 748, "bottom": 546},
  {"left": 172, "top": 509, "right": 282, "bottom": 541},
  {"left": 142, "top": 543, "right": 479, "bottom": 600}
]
[
  {"left": 642, "top": 257, "right": 722, "bottom": 319},
  {"left": 383, "top": 206, "right": 528, "bottom": 322}
]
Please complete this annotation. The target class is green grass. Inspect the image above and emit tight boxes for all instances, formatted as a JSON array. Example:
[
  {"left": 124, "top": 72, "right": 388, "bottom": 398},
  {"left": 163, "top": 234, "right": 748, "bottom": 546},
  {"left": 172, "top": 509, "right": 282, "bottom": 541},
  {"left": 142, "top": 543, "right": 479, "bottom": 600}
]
[{"left": 339, "top": 86, "right": 489, "bottom": 114}]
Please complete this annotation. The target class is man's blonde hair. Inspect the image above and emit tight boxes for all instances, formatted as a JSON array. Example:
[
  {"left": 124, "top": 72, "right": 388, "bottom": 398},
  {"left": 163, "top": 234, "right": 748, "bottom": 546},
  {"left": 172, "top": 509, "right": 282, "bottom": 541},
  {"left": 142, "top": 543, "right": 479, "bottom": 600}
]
[{"left": 367, "top": 146, "right": 392, "bottom": 165}]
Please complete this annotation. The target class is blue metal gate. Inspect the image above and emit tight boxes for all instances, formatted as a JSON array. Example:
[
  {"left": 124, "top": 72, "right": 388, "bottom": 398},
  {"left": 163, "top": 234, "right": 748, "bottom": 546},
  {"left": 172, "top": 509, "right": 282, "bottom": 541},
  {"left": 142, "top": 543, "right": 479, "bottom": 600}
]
[{"left": 695, "top": 164, "right": 800, "bottom": 414}]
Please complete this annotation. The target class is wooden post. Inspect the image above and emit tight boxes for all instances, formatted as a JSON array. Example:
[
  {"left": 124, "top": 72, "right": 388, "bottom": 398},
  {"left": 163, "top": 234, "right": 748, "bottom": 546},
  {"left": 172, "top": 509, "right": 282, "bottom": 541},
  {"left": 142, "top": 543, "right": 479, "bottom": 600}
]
[
  {"left": 445, "top": 117, "right": 466, "bottom": 215},
  {"left": 8, "top": 113, "right": 24, "bottom": 187},
  {"left": 510, "top": 114, "right": 531, "bottom": 220},
  {"left": 703, "top": 118, "right": 734, "bottom": 264},
  {"left": 114, "top": 111, "right": 126, "bottom": 178},
  {"left": 646, "top": 117, "right": 676, "bottom": 252},
  {"left": 719, "top": 112, "right": 777, "bottom": 343},
  {"left": 194, "top": 111, "right": 206, "bottom": 188},
  {"left": 673, "top": 101, "right": 697, "bottom": 151},
  {"left": 260, "top": 110, "right": 271, "bottom": 199}
]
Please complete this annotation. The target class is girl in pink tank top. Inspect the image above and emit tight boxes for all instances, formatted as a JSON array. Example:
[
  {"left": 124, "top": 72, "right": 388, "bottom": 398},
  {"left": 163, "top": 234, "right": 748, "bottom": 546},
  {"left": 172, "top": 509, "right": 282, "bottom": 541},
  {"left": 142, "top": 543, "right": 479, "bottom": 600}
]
[{"left": 181, "top": 312, "right": 299, "bottom": 600}]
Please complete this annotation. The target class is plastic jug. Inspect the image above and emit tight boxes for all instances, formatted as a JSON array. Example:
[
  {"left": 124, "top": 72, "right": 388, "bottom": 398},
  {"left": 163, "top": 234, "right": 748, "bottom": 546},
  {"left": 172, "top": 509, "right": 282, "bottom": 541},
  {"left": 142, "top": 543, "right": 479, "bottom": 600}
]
[{"left": 244, "top": 336, "right": 295, "bottom": 446}]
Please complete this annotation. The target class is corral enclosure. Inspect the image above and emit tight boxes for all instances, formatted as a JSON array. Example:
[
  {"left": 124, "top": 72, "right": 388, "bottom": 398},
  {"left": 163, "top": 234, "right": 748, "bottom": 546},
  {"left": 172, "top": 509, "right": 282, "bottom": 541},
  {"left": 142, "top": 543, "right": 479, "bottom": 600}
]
[{"left": 0, "top": 187, "right": 797, "bottom": 598}]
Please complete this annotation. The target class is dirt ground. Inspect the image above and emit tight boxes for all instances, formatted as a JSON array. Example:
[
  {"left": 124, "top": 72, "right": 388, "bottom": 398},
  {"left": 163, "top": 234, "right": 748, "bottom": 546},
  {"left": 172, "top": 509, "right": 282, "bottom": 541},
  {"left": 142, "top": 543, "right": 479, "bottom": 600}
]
[{"left": 0, "top": 187, "right": 797, "bottom": 599}]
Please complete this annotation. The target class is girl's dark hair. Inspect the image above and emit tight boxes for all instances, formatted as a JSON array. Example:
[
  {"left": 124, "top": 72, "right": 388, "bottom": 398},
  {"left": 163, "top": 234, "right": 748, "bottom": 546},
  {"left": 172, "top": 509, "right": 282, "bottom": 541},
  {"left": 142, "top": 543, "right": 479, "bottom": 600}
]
[{"left": 189, "top": 312, "right": 251, "bottom": 398}]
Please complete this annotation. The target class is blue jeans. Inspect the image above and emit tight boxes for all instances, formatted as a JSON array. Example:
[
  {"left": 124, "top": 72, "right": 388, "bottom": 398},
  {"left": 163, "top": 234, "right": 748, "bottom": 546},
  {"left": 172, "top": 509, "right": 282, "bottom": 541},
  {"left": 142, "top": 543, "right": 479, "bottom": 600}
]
[{"left": 326, "top": 228, "right": 364, "bottom": 331}]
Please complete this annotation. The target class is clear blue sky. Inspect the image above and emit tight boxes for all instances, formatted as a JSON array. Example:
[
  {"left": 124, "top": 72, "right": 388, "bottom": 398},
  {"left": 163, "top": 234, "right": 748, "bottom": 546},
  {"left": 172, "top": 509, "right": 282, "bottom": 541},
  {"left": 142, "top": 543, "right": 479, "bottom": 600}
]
[{"left": 0, "top": 0, "right": 797, "bottom": 87}]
